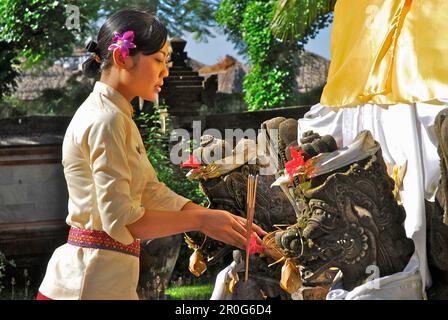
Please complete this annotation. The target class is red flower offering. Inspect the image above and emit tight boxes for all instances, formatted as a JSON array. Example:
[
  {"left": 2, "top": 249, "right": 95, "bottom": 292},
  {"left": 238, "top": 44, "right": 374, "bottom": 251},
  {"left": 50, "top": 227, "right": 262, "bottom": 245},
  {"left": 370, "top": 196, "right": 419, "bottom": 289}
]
[
  {"left": 249, "top": 234, "right": 265, "bottom": 255},
  {"left": 285, "top": 147, "right": 305, "bottom": 181},
  {"left": 284, "top": 146, "right": 315, "bottom": 184},
  {"left": 180, "top": 154, "right": 201, "bottom": 168}
]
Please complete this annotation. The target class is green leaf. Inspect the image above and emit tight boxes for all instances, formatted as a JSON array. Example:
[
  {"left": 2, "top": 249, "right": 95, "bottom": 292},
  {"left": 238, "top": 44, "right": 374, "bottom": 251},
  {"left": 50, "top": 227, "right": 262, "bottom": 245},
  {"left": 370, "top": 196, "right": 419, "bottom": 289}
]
[{"left": 299, "top": 180, "right": 312, "bottom": 191}]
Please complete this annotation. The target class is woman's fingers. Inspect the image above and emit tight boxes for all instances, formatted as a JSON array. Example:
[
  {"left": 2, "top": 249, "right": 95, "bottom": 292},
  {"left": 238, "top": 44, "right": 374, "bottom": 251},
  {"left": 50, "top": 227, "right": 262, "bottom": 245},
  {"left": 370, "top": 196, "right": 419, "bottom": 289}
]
[
  {"left": 252, "top": 222, "right": 268, "bottom": 236},
  {"left": 235, "top": 215, "right": 247, "bottom": 226},
  {"left": 230, "top": 231, "right": 247, "bottom": 250},
  {"left": 203, "top": 211, "right": 247, "bottom": 249},
  {"left": 217, "top": 230, "right": 244, "bottom": 250},
  {"left": 230, "top": 217, "right": 265, "bottom": 245},
  {"left": 233, "top": 215, "right": 267, "bottom": 237},
  {"left": 205, "top": 210, "right": 268, "bottom": 249},
  {"left": 231, "top": 219, "right": 248, "bottom": 237},
  {"left": 251, "top": 231, "right": 263, "bottom": 245}
]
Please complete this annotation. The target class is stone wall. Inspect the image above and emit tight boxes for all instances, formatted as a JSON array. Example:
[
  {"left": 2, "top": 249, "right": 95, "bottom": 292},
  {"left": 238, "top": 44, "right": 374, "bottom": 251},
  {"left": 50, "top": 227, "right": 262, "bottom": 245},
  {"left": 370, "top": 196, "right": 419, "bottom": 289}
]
[
  {"left": 0, "top": 146, "right": 68, "bottom": 224},
  {"left": 0, "top": 116, "right": 70, "bottom": 264}
]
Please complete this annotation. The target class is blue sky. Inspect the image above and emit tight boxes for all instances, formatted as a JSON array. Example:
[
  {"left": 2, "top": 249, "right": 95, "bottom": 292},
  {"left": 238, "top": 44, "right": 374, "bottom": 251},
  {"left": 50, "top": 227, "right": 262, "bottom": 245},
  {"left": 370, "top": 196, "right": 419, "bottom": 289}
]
[{"left": 182, "top": 23, "right": 333, "bottom": 65}]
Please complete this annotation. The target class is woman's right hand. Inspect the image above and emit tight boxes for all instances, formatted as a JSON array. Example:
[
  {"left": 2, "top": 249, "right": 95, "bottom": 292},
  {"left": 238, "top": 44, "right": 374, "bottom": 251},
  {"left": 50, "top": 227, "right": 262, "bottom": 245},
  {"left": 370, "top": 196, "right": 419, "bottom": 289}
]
[{"left": 198, "top": 209, "right": 267, "bottom": 250}]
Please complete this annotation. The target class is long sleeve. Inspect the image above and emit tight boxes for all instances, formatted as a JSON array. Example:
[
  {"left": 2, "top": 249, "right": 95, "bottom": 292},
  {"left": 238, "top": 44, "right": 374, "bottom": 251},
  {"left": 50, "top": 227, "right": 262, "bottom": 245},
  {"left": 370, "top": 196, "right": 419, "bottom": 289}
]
[
  {"left": 87, "top": 111, "right": 145, "bottom": 245},
  {"left": 141, "top": 160, "right": 191, "bottom": 212}
]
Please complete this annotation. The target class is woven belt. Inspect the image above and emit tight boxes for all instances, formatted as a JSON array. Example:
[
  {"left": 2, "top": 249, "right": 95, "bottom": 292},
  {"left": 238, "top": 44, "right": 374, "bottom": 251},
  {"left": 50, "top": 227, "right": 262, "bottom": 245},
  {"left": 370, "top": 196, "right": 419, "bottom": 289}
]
[{"left": 67, "top": 227, "right": 140, "bottom": 258}]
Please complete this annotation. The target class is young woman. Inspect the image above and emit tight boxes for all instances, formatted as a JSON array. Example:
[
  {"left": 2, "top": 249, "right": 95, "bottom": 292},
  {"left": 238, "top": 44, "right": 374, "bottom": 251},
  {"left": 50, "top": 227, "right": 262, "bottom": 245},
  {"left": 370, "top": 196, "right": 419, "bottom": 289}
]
[{"left": 37, "top": 9, "right": 266, "bottom": 300}]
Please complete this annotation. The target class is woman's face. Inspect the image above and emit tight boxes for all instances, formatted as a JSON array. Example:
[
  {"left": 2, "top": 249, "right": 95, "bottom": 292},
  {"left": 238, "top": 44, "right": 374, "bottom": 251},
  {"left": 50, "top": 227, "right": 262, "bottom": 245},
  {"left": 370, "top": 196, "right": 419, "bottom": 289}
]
[{"left": 130, "top": 41, "right": 171, "bottom": 102}]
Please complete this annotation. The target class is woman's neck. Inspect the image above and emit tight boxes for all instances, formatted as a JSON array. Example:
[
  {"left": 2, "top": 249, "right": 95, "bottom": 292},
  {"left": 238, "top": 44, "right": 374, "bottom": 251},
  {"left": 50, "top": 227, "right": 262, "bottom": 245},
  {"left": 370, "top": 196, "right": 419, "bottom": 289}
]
[{"left": 99, "top": 74, "right": 135, "bottom": 103}]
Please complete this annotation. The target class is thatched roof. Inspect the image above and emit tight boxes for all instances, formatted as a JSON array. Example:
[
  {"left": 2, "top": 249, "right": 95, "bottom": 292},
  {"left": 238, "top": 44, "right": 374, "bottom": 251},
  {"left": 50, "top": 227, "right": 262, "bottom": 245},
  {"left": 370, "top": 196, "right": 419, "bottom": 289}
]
[
  {"left": 296, "top": 51, "right": 330, "bottom": 93},
  {"left": 192, "top": 51, "right": 330, "bottom": 94},
  {"left": 12, "top": 54, "right": 89, "bottom": 100},
  {"left": 13, "top": 64, "right": 74, "bottom": 100}
]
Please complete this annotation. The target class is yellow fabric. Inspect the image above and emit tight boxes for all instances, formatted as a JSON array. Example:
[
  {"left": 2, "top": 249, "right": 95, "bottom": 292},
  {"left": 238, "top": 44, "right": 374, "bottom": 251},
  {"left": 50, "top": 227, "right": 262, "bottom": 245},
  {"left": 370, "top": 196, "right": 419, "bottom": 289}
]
[
  {"left": 39, "top": 82, "right": 190, "bottom": 300},
  {"left": 321, "top": 0, "right": 448, "bottom": 108}
]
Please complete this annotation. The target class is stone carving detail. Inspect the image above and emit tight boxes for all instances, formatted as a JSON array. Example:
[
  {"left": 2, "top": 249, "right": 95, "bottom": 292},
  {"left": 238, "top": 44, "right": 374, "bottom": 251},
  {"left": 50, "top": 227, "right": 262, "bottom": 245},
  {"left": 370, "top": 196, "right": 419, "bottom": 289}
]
[
  {"left": 426, "top": 109, "right": 448, "bottom": 299},
  {"left": 435, "top": 108, "right": 448, "bottom": 226},
  {"left": 276, "top": 147, "right": 415, "bottom": 291},
  {"left": 261, "top": 116, "right": 417, "bottom": 295}
]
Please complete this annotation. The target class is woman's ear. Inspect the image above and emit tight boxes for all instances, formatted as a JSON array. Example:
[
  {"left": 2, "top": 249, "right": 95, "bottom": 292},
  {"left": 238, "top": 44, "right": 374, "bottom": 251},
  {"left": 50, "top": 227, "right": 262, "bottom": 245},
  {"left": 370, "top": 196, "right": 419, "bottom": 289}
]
[{"left": 112, "top": 48, "right": 134, "bottom": 69}]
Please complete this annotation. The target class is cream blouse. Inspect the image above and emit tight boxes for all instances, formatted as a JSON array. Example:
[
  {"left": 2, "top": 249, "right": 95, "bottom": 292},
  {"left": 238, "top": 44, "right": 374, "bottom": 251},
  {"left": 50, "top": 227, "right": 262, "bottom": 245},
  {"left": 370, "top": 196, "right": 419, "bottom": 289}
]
[{"left": 39, "top": 81, "right": 190, "bottom": 300}]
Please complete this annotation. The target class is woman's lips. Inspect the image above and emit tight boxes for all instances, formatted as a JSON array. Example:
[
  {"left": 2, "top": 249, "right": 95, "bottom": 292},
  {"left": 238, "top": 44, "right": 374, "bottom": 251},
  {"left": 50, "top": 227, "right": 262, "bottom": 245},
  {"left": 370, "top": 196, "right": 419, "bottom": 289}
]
[{"left": 155, "top": 86, "right": 161, "bottom": 93}]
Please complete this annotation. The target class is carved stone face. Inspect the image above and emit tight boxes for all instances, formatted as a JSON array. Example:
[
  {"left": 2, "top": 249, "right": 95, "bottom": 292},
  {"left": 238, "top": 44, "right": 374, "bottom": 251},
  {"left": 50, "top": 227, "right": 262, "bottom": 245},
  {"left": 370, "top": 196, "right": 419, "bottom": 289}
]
[{"left": 277, "top": 152, "right": 414, "bottom": 290}]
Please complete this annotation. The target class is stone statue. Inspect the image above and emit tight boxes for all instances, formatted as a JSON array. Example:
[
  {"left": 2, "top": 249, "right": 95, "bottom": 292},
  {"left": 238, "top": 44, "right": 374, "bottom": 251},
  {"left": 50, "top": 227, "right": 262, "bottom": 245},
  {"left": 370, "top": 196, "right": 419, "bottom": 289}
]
[
  {"left": 435, "top": 108, "right": 448, "bottom": 226},
  {"left": 425, "top": 109, "right": 448, "bottom": 299},
  {"left": 184, "top": 135, "right": 297, "bottom": 299},
  {"left": 272, "top": 130, "right": 415, "bottom": 294}
]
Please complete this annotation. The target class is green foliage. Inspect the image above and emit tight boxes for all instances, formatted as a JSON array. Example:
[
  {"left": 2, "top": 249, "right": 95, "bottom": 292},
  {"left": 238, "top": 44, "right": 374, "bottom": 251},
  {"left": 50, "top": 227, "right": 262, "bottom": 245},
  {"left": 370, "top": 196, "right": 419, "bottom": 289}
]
[
  {"left": 243, "top": 64, "right": 295, "bottom": 110},
  {"left": 0, "top": 0, "right": 219, "bottom": 64},
  {"left": 217, "top": 0, "right": 298, "bottom": 111},
  {"left": 216, "top": 0, "right": 333, "bottom": 111},
  {"left": 0, "top": 252, "right": 16, "bottom": 296},
  {"left": 217, "top": 0, "right": 334, "bottom": 51},
  {"left": 137, "top": 105, "right": 207, "bottom": 206},
  {"left": 0, "top": 42, "right": 20, "bottom": 97},
  {"left": 271, "top": 0, "right": 335, "bottom": 42},
  {"left": 215, "top": 0, "right": 248, "bottom": 56},
  {"left": 1, "top": 0, "right": 74, "bottom": 67},
  {"left": 242, "top": 1, "right": 274, "bottom": 62},
  {"left": 241, "top": 0, "right": 299, "bottom": 111},
  {"left": 0, "top": 0, "right": 102, "bottom": 66},
  {"left": 0, "top": 0, "right": 100, "bottom": 97},
  {"left": 158, "top": 0, "right": 220, "bottom": 41},
  {"left": 165, "top": 283, "right": 214, "bottom": 300},
  {"left": 93, "top": 0, "right": 220, "bottom": 42}
]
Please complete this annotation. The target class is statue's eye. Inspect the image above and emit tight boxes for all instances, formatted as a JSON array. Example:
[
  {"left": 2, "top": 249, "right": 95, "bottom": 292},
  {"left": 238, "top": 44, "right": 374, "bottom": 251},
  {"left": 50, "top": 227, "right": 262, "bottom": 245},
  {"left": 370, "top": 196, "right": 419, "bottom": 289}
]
[{"left": 325, "top": 212, "right": 340, "bottom": 224}]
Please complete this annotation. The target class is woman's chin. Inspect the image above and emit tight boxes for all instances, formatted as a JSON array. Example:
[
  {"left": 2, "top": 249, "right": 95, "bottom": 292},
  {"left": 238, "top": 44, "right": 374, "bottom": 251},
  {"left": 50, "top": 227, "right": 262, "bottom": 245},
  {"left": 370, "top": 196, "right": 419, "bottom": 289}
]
[{"left": 142, "top": 93, "right": 157, "bottom": 102}]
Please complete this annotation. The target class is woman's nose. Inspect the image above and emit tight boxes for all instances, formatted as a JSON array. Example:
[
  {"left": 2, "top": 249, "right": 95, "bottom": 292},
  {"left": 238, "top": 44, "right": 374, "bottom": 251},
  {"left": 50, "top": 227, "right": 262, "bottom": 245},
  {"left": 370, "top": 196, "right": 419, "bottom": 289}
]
[{"left": 161, "top": 65, "right": 169, "bottom": 78}]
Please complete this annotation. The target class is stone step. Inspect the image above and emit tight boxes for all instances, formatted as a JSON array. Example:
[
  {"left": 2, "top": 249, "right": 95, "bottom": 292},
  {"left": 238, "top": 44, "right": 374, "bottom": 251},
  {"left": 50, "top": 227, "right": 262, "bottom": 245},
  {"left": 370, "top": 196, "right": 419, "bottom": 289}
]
[
  {"left": 168, "top": 71, "right": 199, "bottom": 77},
  {"left": 169, "top": 66, "right": 193, "bottom": 71},
  {"left": 166, "top": 75, "right": 203, "bottom": 81},
  {"left": 163, "top": 85, "right": 204, "bottom": 90},
  {"left": 165, "top": 80, "right": 204, "bottom": 86}
]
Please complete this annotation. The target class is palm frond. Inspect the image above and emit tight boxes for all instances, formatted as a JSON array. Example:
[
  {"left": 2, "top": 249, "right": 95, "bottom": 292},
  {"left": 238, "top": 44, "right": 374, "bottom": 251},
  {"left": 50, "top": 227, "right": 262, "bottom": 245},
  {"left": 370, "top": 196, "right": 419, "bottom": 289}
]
[{"left": 271, "top": 0, "right": 336, "bottom": 42}]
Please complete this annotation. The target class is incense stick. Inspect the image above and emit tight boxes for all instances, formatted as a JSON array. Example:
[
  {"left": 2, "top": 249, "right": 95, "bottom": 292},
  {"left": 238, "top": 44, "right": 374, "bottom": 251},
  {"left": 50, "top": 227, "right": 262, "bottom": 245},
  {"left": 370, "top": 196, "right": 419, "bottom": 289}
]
[
  {"left": 245, "top": 174, "right": 258, "bottom": 282},
  {"left": 245, "top": 175, "right": 252, "bottom": 282}
]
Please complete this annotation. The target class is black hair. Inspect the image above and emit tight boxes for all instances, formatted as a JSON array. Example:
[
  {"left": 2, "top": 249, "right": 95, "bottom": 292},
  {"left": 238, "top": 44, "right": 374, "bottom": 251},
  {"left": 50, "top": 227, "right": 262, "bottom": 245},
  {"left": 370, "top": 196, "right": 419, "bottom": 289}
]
[{"left": 82, "top": 9, "right": 168, "bottom": 78}]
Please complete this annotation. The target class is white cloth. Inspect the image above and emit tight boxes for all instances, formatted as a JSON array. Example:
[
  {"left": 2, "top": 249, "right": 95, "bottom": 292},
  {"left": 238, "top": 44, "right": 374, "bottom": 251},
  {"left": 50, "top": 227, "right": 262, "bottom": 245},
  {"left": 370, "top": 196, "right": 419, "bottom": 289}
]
[
  {"left": 210, "top": 261, "right": 238, "bottom": 300},
  {"left": 39, "top": 82, "right": 190, "bottom": 300},
  {"left": 297, "top": 100, "right": 448, "bottom": 293},
  {"left": 326, "top": 252, "right": 422, "bottom": 300}
]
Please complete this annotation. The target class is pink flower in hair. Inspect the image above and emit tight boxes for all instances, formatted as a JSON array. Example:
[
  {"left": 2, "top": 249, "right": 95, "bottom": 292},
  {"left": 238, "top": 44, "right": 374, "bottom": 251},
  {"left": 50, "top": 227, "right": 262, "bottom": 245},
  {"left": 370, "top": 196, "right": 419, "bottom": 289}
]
[{"left": 108, "top": 31, "right": 137, "bottom": 59}]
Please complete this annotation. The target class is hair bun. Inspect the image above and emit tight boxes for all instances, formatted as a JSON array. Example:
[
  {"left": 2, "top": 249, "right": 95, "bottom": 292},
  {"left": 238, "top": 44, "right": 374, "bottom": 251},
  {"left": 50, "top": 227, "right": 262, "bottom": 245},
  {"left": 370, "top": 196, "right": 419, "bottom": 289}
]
[{"left": 85, "top": 40, "right": 98, "bottom": 53}]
